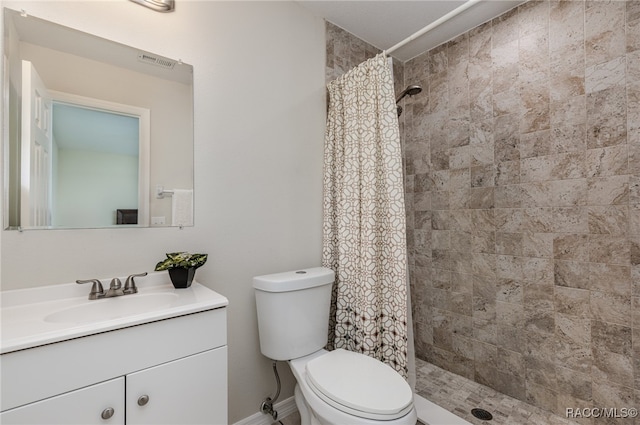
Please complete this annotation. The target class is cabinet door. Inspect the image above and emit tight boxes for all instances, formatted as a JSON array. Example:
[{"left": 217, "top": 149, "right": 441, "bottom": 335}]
[
  {"left": 126, "top": 347, "right": 227, "bottom": 425},
  {"left": 0, "top": 377, "right": 124, "bottom": 425}
]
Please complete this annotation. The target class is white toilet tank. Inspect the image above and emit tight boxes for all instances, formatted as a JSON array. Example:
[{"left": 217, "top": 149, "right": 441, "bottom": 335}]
[{"left": 253, "top": 267, "right": 334, "bottom": 361}]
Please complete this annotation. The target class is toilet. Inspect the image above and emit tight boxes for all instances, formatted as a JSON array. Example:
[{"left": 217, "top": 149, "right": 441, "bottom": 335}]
[{"left": 253, "top": 267, "right": 416, "bottom": 425}]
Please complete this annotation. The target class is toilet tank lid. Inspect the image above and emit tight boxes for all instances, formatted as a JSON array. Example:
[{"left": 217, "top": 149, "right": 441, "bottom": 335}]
[{"left": 252, "top": 267, "right": 335, "bottom": 292}]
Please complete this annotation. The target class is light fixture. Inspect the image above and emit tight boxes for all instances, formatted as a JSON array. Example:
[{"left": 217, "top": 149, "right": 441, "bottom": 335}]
[{"left": 129, "top": 0, "right": 175, "bottom": 13}]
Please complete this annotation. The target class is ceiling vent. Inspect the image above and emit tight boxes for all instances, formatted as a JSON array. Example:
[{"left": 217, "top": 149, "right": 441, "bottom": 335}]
[{"left": 137, "top": 53, "right": 175, "bottom": 69}]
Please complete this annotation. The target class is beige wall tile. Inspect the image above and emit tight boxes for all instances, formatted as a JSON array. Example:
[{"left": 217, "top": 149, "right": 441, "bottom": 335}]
[
  {"left": 591, "top": 380, "right": 636, "bottom": 411},
  {"left": 551, "top": 207, "right": 590, "bottom": 234},
  {"left": 523, "top": 231, "right": 554, "bottom": 258},
  {"left": 554, "top": 233, "right": 590, "bottom": 261},
  {"left": 586, "top": 86, "right": 627, "bottom": 149},
  {"left": 587, "top": 175, "right": 629, "bottom": 205},
  {"left": 585, "top": 56, "right": 626, "bottom": 94},
  {"left": 590, "top": 291, "right": 632, "bottom": 326},
  {"left": 392, "top": 0, "right": 639, "bottom": 416},
  {"left": 585, "top": 1, "right": 626, "bottom": 67},
  {"left": 521, "top": 152, "right": 586, "bottom": 182},
  {"left": 521, "top": 180, "right": 587, "bottom": 207},
  {"left": 555, "top": 286, "right": 591, "bottom": 318},
  {"left": 634, "top": 330, "right": 640, "bottom": 391},
  {"left": 556, "top": 365, "right": 592, "bottom": 401},
  {"left": 555, "top": 313, "right": 592, "bottom": 374},
  {"left": 550, "top": 1, "right": 584, "bottom": 59},
  {"left": 588, "top": 234, "right": 631, "bottom": 265},
  {"left": 588, "top": 262, "right": 632, "bottom": 296},
  {"left": 585, "top": 145, "right": 629, "bottom": 177}
]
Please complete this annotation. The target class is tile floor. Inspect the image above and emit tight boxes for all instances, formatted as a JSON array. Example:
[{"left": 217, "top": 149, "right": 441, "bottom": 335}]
[
  {"left": 415, "top": 358, "right": 582, "bottom": 425},
  {"left": 279, "top": 410, "right": 301, "bottom": 425},
  {"left": 279, "top": 358, "right": 587, "bottom": 425}
]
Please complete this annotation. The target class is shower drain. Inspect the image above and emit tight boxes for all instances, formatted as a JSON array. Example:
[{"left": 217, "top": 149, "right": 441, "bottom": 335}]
[{"left": 471, "top": 408, "right": 493, "bottom": 421}]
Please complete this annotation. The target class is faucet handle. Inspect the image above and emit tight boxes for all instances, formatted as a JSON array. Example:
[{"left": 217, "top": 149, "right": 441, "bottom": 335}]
[
  {"left": 124, "top": 272, "right": 148, "bottom": 294},
  {"left": 109, "top": 278, "right": 122, "bottom": 290},
  {"left": 76, "top": 279, "right": 105, "bottom": 300},
  {"left": 104, "top": 278, "right": 124, "bottom": 297}
]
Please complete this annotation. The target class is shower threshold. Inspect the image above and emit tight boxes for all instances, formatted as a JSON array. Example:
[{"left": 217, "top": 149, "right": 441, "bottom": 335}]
[{"left": 415, "top": 394, "right": 472, "bottom": 425}]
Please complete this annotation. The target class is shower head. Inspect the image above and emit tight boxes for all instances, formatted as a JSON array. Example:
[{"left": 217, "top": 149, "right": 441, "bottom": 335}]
[
  {"left": 396, "top": 85, "right": 423, "bottom": 103},
  {"left": 396, "top": 84, "right": 422, "bottom": 117}
]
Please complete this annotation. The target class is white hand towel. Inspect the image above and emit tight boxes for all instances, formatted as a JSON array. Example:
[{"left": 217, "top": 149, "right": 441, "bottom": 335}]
[{"left": 171, "top": 189, "right": 193, "bottom": 227}]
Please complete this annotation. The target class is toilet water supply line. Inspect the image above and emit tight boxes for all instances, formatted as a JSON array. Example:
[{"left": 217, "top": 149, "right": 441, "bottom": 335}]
[{"left": 260, "top": 361, "right": 283, "bottom": 423}]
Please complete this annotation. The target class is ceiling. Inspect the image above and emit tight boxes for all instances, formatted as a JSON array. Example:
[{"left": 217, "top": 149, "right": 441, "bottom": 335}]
[{"left": 297, "top": 0, "right": 527, "bottom": 62}]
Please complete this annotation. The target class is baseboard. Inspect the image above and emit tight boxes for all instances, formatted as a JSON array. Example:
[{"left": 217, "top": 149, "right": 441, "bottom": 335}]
[{"left": 233, "top": 396, "right": 298, "bottom": 425}]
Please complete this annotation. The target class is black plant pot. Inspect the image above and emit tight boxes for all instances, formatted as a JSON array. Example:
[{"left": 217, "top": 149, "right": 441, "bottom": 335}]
[{"left": 168, "top": 267, "right": 196, "bottom": 288}]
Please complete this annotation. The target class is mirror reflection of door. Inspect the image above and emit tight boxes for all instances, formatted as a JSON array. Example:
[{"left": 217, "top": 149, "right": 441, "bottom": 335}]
[
  {"left": 52, "top": 102, "right": 140, "bottom": 228},
  {"left": 21, "top": 60, "right": 53, "bottom": 228},
  {"left": 20, "top": 60, "right": 150, "bottom": 228},
  {"left": 50, "top": 91, "right": 150, "bottom": 228}
]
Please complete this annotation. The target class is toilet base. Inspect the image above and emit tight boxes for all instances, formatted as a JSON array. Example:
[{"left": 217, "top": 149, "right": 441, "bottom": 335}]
[{"left": 295, "top": 384, "right": 320, "bottom": 425}]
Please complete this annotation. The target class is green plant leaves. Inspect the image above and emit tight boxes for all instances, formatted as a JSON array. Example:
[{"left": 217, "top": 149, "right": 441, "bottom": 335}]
[{"left": 154, "top": 252, "right": 208, "bottom": 271}]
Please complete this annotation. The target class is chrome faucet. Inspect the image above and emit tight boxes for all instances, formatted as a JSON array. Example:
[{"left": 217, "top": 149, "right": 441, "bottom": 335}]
[
  {"left": 76, "top": 272, "right": 147, "bottom": 300},
  {"left": 105, "top": 278, "right": 124, "bottom": 297},
  {"left": 124, "top": 272, "right": 147, "bottom": 294},
  {"left": 76, "top": 279, "right": 105, "bottom": 300}
]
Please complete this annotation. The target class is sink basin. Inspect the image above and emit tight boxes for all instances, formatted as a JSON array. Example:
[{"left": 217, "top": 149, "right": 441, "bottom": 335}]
[
  {"left": 44, "top": 293, "right": 179, "bottom": 324},
  {"left": 1, "top": 271, "right": 229, "bottom": 354}
]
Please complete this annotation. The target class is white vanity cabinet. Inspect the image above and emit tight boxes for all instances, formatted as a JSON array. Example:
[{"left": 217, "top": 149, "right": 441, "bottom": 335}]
[
  {"left": 0, "top": 378, "right": 125, "bottom": 425},
  {"left": 1, "top": 346, "right": 226, "bottom": 425},
  {"left": 1, "top": 279, "right": 228, "bottom": 425},
  {"left": 126, "top": 347, "right": 227, "bottom": 424}
]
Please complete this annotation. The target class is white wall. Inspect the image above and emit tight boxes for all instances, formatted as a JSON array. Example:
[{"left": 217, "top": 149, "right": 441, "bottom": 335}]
[
  {"left": 55, "top": 149, "right": 138, "bottom": 227},
  {"left": 0, "top": 1, "right": 326, "bottom": 422}
]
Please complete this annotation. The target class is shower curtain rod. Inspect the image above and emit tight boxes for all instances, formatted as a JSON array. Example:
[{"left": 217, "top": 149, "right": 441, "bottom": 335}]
[{"left": 385, "top": 0, "right": 483, "bottom": 56}]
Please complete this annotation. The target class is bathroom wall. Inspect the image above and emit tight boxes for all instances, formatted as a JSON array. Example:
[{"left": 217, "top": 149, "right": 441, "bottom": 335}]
[
  {"left": 55, "top": 149, "right": 138, "bottom": 227},
  {"left": 404, "top": 0, "right": 640, "bottom": 419},
  {"left": 0, "top": 1, "right": 326, "bottom": 422}
]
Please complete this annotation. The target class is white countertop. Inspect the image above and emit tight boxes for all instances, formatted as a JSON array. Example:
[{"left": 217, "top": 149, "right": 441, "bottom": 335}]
[{"left": 0, "top": 272, "right": 228, "bottom": 354}]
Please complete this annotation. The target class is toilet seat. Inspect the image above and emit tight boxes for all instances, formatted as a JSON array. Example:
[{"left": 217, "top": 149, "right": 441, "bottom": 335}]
[{"left": 304, "top": 349, "right": 413, "bottom": 420}]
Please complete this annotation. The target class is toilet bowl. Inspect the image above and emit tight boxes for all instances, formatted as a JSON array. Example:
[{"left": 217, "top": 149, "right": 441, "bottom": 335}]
[
  {"left": 289, "top": 349, "right": 416, "bottom": 425},
  {"left": 253, "top": 267, "right": 416, "bottom": 425}
]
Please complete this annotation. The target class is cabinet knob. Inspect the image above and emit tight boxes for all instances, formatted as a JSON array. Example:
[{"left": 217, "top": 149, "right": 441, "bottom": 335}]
[
  {"left": 138, "top": 395, "right": 150, "bottom": 406},
  {"left": 101, "top": 407, "right": 115, "bottom": 420}
]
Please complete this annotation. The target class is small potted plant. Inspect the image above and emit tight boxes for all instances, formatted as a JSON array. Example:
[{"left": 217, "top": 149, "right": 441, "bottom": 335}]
[{"left": 155, "top": 252, "right": 208, "bottom": 288}]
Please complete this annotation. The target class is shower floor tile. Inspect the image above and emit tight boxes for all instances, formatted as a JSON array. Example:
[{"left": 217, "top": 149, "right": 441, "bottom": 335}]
[{"left": 415, "top": 358, "right": 580, "bottom": 425}]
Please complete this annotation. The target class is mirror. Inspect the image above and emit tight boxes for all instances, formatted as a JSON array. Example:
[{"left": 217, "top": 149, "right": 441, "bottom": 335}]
[{"left": 3, "top": 7, "right": 194, "bottom": 230}]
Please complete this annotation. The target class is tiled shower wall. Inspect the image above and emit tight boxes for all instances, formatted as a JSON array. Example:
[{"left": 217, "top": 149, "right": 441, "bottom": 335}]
[
  {"left": 326, "top": 1, "right": 639, "bottom": 421},
  {"left": 325, "top": 22, "right": 405, "bottom": 110},
  {"left": 405, "top": 0, "right": 639, "bottom": 420},
  {"left": 326, "top": 22, "right": 380, "bottom": 82}
]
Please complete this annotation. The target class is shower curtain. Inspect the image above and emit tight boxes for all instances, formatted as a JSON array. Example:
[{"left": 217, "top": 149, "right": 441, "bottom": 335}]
[{"left": 322, "top": 53, "right": 409, "bottom": 379}]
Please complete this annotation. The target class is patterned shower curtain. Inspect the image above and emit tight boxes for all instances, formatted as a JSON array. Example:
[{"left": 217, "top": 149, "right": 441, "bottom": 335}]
[{"left": 322, "top": 53, "right": 409, "bottom": 378}]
